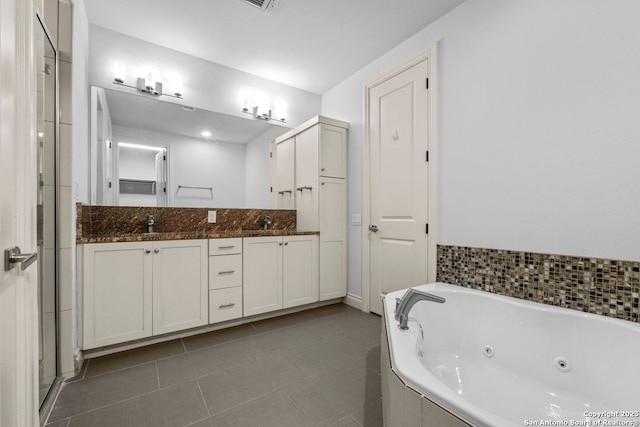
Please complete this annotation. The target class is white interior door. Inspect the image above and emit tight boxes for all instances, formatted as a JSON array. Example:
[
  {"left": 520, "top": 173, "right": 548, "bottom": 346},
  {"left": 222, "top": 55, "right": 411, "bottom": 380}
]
[
  {"left": 369, "top": 59, "right": 430, "bottom": 315},
  {"left": 0, "top": 1, "right": 39, "bottom": 424}
]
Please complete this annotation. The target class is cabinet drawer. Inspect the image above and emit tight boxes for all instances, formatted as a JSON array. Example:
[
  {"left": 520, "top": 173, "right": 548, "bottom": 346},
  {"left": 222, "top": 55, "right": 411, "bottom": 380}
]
[
  {"left": 209, "top": 288, "right": 243, "bottom": 324},
  {"left": 209, "top": 254, "right": 243, "bottom": 289},
  {"left": 209, "top": 238, "right": 242, "bottom": 255}
]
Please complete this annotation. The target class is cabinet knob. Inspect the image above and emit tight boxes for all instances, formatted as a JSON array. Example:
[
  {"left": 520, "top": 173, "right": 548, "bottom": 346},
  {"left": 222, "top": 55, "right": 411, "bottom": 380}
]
[
  {"left": 321, "top": 167, "right": 325, "bottom": 171},
  {"left": 154, "top": 249, "right": 160, "bottom": 254},
  {"left": 285, "top": 242, "right": 288, "bottom": 246},
  {"left": 279, "top": 243, "right": 283, "bottom": 246},
  {"left": 145, "top": 249, "right": 151, "bottom": 254}
]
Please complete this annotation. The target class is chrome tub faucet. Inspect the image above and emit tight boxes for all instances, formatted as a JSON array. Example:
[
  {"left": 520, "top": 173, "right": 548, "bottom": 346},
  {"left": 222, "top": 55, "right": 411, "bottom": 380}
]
[
  {"left": 147, "top": 215, "right": 155, "bottom": 233},
  {"left": 395, "top": 288, "right": 446, "bottom": 330}
]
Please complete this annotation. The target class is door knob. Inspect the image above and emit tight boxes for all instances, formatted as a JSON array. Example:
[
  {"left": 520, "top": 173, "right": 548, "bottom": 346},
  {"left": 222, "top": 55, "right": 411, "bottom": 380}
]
[{"left": 369, "top": 225, "right": 379, "bottom": 232}]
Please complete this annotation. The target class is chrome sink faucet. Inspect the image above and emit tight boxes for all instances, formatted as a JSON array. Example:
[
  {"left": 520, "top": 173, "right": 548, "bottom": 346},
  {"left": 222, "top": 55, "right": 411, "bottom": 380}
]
[
  {"left": 263, "top": 215, "right": 272, "bottom": 230},
  {"left": 147, "top": 215, "right": 155, "bottom": 233},
  {"left": 395, "top": 288, "right": 446, "bottom": 330}
]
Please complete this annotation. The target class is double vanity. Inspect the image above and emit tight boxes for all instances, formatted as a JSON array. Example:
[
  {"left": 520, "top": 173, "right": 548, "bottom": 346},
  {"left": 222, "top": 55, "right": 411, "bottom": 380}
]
[
  {"left": 78, "top": 225, "right": 322, "bottom": 351},
  {"left": 78, "top": 116, "right": 348, "bottom": 355}
]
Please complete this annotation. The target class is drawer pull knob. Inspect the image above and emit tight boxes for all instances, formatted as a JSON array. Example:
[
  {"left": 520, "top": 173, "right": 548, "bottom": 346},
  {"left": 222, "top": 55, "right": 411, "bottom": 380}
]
[
  {"left": 218, "top": 245, "right": 235, "bottom": 249},
  {"left": 219, "top": 303, "right": 236, "bottom": 308},
  {"left": 218, "top": 270, "right": 235, "bottom": 275}
]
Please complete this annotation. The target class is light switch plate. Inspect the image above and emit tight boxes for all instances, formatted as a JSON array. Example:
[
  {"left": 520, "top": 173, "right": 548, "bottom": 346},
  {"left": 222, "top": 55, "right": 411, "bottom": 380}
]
[
  {"left": 208, "top": 210, "right": 217, "bottom": 223},
  {"left": 351, "top": 214, "right": 362, "bottom": 226}
]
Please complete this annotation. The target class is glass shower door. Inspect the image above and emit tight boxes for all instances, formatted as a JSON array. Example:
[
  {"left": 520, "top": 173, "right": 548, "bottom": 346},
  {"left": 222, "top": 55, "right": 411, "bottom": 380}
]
[{"left": 36, "top": 15, "right": 58, "bottom": 409}]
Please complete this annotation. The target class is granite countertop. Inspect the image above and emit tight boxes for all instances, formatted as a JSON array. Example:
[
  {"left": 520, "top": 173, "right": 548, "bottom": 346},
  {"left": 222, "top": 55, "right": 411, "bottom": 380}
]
[{"left": 77, "top": 229, "right": 320, "bottom": 244}]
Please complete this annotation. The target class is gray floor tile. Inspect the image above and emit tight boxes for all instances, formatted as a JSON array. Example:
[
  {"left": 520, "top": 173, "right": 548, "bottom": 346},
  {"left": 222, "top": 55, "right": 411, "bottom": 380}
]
[
  {"left": 48, "top": 362, "right": 159, "bottom": 422},
  {"left": 249, "top": 309, "right": 318, "bottom": 332},
  {"left": 45, "top": 419, "right": 70, "bottom": 427},
  {"left": 67, "top": 380, "right": 209, "bottom": 427},
  {"left": 157, "top": 339, "right": 253, "bottom": 387},
  {"left": 307, "top": 303, "right": 356, "bottom": 319},
  {"left": 285, "top": 363, "right": 382, "bottom": 426},
  {"left": 191, "top": 390, "right": 309, "bottom": 427},
  {"left": 182, "top": 323, "right": 259, "bottom": 352},
  {"left": 198, "top": 354, "right": 308, "bottom": 415},
  {"left": 85, "top": 340, "right": 185, "bottom": 378},
  {"left": 351, "top": 397, "right": 383, "bottom": 427},
  {"left": 240, "top": 324, "right": 326, "bottom": 359},
  {"left": 329, "top": 416, "right": 362, "bottom": 427}
]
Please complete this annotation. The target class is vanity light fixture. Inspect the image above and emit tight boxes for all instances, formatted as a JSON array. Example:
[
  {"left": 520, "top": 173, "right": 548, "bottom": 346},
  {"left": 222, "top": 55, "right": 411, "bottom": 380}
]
[
  {"left": 119, "top": 142, "right": 165, "bottom": 152},
  {"left": 201, "top": 131, "right": 212, "bottom": 138},
  {"left": 240, "top": 90, "right": 287, "bottom": 123},
  {"left": 112, "top": 64, "right": 183, "bottom": 99}
]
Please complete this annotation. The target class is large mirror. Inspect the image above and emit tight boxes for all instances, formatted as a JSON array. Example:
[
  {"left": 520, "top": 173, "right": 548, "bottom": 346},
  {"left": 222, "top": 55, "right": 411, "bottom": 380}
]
[{"left": 90, "top": 86, "right": 290, "bottom": 208}]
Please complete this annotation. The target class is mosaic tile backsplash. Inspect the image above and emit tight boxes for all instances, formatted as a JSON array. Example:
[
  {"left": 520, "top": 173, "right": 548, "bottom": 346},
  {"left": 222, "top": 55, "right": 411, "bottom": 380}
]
[{"left": 437, "top": 245, "right": 640, "bottom": 323}]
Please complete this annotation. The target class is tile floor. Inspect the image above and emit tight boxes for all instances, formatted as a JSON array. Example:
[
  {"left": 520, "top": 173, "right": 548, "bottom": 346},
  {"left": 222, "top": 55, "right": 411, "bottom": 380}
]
[{"left": 45, "top": 304, "right": 383, "bottom": 427}]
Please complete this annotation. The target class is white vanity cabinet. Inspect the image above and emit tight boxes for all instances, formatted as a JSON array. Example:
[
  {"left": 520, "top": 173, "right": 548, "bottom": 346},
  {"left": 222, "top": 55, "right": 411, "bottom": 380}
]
[
  {"left": 152, "top": 240, "right": 208, "bottom": 335},
  {"left": 208, "top": 238, "right": 243, "bottom": 324},
  {"left": 81, "top": 239, "right": 208, "bottom": 349},
  {"left": 81, "top": 241, "right": 153, "bottom": 349},
  {"left": 243, "top": 234, "right": 319, "bottom": 317},
  {"left": 273, "top": 116, "right": 348, "bottom": 301}
]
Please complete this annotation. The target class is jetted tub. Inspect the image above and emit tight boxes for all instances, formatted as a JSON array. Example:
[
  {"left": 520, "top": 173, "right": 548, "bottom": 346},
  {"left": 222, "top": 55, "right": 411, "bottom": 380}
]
[{"left": 383, "top": 282, "right": 640, "bottom": 427}]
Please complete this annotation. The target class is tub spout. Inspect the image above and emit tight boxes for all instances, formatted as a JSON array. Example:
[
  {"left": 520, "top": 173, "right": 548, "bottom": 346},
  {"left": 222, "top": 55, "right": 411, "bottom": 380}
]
[{"left": 395, "top": 288, "right": 445, "bottom": 330}]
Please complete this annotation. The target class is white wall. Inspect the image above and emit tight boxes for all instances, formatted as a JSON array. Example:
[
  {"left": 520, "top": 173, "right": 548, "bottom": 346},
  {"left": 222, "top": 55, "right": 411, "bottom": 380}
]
[
  {"left": 89, "top": 25, "right": 321, "bottom": 129},
  {"left": 71, "top": 0, "right": 90, "bottom": 203},
  {"left": 113, "top": 126, "right": 246, "bottom": 208},
  {"left": 322, "top": 0, "right": 640, "bottom": 297},
  {"left": 245, "top": 126, "right": 289, "bottom": 208}
]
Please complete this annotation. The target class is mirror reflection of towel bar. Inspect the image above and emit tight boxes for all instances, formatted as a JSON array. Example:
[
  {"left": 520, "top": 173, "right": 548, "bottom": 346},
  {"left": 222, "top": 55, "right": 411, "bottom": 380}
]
[{"left": 176, "top": 185, "right": 213, "bottom": 198}]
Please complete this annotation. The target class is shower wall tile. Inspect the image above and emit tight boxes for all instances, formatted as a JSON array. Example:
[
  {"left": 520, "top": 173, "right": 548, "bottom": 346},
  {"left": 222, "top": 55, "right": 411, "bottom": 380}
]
[{"left": 437, "top": 245, "right": 640, "bottom": 323}]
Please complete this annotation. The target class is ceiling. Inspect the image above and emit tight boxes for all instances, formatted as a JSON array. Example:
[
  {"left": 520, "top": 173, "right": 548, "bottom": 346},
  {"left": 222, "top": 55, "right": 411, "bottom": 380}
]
[{"left": 83, "top": 0, "right": 466, "bottom": 94}]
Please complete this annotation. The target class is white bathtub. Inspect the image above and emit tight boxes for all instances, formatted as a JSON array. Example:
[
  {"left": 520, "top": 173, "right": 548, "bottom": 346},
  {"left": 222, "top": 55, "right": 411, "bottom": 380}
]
[{"left": 383, "top": 282, "right": 640, "bottom": 427}]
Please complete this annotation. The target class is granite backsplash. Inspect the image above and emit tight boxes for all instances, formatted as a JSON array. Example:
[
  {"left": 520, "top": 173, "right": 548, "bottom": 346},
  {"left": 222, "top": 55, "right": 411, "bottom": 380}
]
[{"left": 77, "top": 204, "right": 297, "bottom": 242}]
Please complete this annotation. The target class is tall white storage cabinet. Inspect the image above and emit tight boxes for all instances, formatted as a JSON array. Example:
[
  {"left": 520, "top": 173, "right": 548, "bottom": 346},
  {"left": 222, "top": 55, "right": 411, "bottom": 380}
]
[{"left": 273, "top": 116, "right": 348, "bottom": 301}]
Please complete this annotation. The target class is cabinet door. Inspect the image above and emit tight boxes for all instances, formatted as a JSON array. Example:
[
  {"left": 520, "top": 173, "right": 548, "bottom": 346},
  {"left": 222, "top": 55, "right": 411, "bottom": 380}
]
[
  {"left": 283, "top": 235, "right": 319, "bottom": 308},
  {"left": 275, "top": 136, "right": 295, "bottom": 210},
  {"left": 295, "top": 126, "right": 319, "bottom": 230},
  {"left": 243, "top": 236, "right": 282, "bottom": 316},
  {"left": 319, "top": 177, "right": 348, "bottom": 300},
  {"left": 82, "top": 242, "right": 153, "bottom": 349},
  {"left": 152, "top": 239, "right": 207, "bottom": 335},
  {"left": 319, "top": 124, "right": 347, "bottom": 179}
]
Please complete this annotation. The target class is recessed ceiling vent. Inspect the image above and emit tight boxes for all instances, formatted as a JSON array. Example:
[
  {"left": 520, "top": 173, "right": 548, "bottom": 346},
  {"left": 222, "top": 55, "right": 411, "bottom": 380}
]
[{"left": 241, "top": 0, "right": 276, "bottom": 13}]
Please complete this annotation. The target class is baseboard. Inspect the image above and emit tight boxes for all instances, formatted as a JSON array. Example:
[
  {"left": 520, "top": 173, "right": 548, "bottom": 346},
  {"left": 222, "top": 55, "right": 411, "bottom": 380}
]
[
  {"left": 73, "top": 349, "right": 84, "bottom": 375},
  {"left": 343, "top": 293, "right": 365, "bottom": 311}
]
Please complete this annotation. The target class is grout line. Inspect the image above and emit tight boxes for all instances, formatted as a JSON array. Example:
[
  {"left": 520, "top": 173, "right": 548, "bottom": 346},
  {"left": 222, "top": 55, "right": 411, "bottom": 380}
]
[
  {"left": 155, "top": 361, "right": 161, "bottom": 390},
  {"left": 195, "top": 377, "right": 212, "bottom": 417},
  {"left": 180, "top": 338, "right": 188, "bottom": 353}
]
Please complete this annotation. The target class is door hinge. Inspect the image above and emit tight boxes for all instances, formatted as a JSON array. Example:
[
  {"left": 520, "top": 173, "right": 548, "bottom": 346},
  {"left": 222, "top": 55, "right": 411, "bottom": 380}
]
[
  {"left": 426, "top": 223, "right": 429, "bottom": 234},
  {"left": 426, "top": 151, "right": 429, "bottom": 162},
  {"left": 163, "top": 155, "right": 166, "bottom": 161},
  {"left": 163, "top": 187, "right": 166, "bottom": 193},
  {"left": 108, "top": 141, "right": 112, "bottom": 149},
  {"left": 426, "top": 78, "right": 429, "bottom": 90},
  {"left": 270, "top": 186, "right": 273, "bottom": 193},
  {"left": 108, "top": 182, "right": 112, "bottom": 188},
  {"left": 270, "top": 152, "right": 273, "bottom": 158}
]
